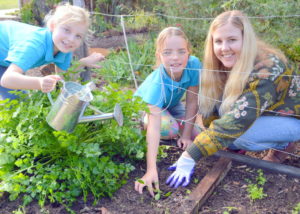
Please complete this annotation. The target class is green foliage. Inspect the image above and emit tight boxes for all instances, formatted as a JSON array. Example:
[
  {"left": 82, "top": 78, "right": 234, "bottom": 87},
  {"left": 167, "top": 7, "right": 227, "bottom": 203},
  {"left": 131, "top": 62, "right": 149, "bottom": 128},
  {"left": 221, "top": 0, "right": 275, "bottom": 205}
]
[
  {"left": 157, "top": 145, "right": 170, "bottom": 160},
  {"left": 90, "top": 0, "right": 160, "bottom": 34},
  {"left": 278, "top": 38, "right": 300, "bottom": 63},
  {"left": 149, "top": 0, "right": 299, "bottom": 60},
  {"left": 292, "top": 202, "right": 300, "bottom": 214},
  {"left": 95, "top": 38, "right": 156, "bottom": 86},
  {"left": 246, "top": 169, "right": 267, "bottom": 201},
  {"left": 0, "top": 0, "right": 18, "bottom": 9},
  {"left": 93, "top": 0, "right": 299, "bottom": 88},
  {"left": 19, "top": 2, "right": 36, "bottom": 25},
  {"left": 125, "top": 9, "right": 160, "bottom": 30},
  {"left": 0, "top": 82, "right": 147, "bottom": 210}
]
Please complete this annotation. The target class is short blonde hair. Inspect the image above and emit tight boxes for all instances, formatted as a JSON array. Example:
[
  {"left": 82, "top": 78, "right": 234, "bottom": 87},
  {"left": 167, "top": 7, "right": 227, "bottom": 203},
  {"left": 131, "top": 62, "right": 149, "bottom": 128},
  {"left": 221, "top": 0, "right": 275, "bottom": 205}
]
[
  {"left": 45, "top": 3, "right": 90, "bottom": 29},
  {"left": 154, "top": 27, "right": 191, "bottom": 68}
]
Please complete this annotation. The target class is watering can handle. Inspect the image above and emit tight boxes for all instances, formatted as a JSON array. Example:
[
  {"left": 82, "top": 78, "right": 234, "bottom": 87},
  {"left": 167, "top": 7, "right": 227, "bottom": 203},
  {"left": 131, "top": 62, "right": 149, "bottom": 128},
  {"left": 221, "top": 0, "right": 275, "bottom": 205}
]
[
  {"left": 47, "top": 92, "right": 54, "bottom": 105},
  {"left": 47, "top": 80, "right": 65, "bottom": 105}
]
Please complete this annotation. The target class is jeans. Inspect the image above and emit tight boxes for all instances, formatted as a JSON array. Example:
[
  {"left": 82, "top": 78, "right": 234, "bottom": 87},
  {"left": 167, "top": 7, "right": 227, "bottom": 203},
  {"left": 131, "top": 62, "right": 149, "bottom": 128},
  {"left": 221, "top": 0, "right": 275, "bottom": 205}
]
[
  {"left": 228, "top": 116, "right": 300, "bottom": 151},
  {"left": 0, "top": 65, "right": 25, "bottom": 100}
]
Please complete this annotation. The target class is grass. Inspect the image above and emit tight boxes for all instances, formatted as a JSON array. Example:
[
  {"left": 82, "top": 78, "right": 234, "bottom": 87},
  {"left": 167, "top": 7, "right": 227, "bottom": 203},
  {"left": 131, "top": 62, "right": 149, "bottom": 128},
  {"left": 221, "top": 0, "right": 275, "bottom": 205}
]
[{"left": 0, "top": 0, "right": 18, "bottom": 10}]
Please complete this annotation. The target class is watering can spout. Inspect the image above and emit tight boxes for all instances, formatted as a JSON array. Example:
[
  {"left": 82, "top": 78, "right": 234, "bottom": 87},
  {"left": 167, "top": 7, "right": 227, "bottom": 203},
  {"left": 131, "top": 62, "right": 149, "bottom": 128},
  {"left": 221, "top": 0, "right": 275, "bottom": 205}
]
[{"left": 79, "top": 103, "right": 123, "bottom": 126}]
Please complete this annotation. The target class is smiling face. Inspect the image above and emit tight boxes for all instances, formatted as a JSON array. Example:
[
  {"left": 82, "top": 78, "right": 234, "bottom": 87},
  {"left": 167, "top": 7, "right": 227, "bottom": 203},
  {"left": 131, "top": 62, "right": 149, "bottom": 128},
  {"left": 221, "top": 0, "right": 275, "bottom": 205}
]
[
  {"left": 50, "top": 21, "right": 87, "bottom": 54},
  {"left": 212, "top": 23, "right": 243, "bottom": 69},
  {"left": 159, "top": 35, "right": 189, "bottom": 81}
]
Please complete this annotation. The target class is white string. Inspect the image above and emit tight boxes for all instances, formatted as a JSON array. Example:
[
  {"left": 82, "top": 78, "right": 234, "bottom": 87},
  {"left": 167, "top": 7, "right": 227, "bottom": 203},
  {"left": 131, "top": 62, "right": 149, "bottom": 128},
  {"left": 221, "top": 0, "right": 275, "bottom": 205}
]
[
  {"left": 120, "top": 15, "right": 138, "bottom": 89},
  {"left": 93, "top": 12, "right": 300, "bottom": 160},
  {"left": 101, "top": 61, "right": 299, "bottom": 78},
  {"left": 148, "top": 66, "right": 175, "bottom": 115},
  {"left": 93, "top": 70, "right": 300, "bottom": 118},
  {"left": 159, "top": 83, "right": 300, "bottom": 118},
  {"left": 91, "top": 11, "right": 300, "bottom": 20}
]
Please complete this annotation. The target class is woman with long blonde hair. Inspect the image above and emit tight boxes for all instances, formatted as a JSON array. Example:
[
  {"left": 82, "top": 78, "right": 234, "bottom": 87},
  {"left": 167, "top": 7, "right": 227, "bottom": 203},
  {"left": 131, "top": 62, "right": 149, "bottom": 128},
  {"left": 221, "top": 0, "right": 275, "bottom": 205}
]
[{"left": 166, "top": 10, "right": 300, "bottom": 188}]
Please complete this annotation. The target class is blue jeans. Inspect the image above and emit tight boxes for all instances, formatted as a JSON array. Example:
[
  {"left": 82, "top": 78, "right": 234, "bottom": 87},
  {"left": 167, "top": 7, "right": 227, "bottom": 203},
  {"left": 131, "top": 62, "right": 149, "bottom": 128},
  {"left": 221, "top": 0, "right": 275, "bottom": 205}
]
[
  {"left": 229, "top": 116, "right": 300, "bottom": 151},
  {"left": 0, "top": 65, "right": 25, "bottom": 100},
  {"left": 168, "top": 102, "right": 185, "bottom": 119}
]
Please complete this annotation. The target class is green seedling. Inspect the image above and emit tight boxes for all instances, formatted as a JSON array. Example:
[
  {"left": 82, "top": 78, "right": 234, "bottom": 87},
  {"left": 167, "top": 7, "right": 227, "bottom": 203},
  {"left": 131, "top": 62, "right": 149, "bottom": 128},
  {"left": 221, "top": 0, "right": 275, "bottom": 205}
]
[
  {"left": 246, "top": 169, "right": 267, "bottom": 201},
  {"left": 154, "top": 189, "right": 162, "bottom": 200},
  {"left": 222, "top": 206, "right": 238, "bottom": 214},
  {"left": 193, "top": 178, "right": 199, "bottom": 184}
]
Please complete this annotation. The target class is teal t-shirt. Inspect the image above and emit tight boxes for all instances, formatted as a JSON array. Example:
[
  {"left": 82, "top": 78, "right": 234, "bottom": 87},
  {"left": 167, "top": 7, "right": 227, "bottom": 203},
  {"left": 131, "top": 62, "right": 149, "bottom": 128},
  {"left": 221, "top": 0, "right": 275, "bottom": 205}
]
[
  {"left": 0, "top": 20, "right": 72, "bottom": 72},
  {"left": 135, "top": 55, "right": 201, "bottom": 108}
]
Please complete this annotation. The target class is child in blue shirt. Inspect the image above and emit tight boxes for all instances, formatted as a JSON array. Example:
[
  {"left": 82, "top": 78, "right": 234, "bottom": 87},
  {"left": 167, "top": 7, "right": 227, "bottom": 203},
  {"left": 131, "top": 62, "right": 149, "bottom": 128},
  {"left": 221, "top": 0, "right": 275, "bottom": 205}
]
[
  {"left": 134, "top": 27, "right": 202, "bottom": 197},
  {"left": 0, "top": 3, "right": 104, "bottom": 100}
]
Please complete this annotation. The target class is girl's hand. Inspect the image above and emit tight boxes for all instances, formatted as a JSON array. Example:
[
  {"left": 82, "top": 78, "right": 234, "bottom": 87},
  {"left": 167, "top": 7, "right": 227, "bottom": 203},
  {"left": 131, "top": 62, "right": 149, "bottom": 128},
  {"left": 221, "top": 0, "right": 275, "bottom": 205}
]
[
  {"left": 40, "top": 75, "right": 61, "bottom": 93},
  {"left": 134, "top": 169, "right": 160, "bottom": 197},
  {"left": 80, "top": 52, "right": 105, "bottom": 68},
  {"left": 177, "top": 138, "right": 193, "bottom": 150}
]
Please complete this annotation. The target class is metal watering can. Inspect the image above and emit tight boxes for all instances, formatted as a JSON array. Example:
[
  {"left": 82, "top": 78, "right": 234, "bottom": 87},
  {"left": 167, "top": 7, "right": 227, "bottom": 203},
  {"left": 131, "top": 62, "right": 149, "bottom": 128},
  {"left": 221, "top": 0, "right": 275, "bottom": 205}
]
[{"left": 46, "top": 81, "right": 123, "bottom": 133}]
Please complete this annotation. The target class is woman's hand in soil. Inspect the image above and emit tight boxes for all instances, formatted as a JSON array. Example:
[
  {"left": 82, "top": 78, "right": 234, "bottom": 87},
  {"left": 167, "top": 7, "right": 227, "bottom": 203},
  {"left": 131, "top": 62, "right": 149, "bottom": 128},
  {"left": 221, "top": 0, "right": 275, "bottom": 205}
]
[
  {"left": 134, "top": 169, "right": 159, "bottom": 197},
  {"left": 79, "top": 52, "right": 105, "bottom": 69},
  {"left": 177, "top": 138, "right": 193, "bottom": 150},
  {"left": 166, "top": 155, "right": 195, "bottom": 188}
]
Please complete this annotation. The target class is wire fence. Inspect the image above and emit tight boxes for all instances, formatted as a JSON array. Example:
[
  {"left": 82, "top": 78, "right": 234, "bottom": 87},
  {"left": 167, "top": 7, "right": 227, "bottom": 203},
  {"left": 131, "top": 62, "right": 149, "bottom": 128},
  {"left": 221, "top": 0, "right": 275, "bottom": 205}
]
[{"left": 89, "top": 10, "right": 300, "bottom": 159}]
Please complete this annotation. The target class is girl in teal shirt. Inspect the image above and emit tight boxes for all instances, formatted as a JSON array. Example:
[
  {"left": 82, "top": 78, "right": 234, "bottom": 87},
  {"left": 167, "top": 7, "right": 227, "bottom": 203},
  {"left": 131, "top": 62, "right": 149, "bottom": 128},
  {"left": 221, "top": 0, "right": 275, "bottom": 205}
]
[{"left": 0, "top": 3, "right": 104, "bottom": 100}]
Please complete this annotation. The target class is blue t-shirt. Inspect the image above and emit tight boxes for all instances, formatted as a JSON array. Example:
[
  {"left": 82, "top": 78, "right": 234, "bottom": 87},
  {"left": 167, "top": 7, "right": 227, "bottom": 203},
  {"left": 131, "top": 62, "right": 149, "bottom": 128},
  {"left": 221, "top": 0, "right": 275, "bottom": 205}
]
[
  {"left": 135, "top": 55, "right": 201, "bottom": 108},
  {"left": 0, "top": 20, "right": 72, "bottom": 72}
]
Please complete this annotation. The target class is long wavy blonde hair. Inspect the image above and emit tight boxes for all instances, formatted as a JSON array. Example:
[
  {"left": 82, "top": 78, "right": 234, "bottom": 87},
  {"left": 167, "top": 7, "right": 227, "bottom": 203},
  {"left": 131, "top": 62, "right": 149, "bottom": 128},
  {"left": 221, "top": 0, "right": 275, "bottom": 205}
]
[{"left": 199, "top": 10, "right": 258, "bottom": 117}]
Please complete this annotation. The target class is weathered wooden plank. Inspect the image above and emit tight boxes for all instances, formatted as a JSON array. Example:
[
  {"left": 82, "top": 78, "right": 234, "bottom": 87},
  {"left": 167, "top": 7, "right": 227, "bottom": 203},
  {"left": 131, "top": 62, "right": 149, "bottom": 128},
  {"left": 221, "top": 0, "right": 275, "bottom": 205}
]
[{"left": 176, "top": 157, "right": 232, "bottom": 214}]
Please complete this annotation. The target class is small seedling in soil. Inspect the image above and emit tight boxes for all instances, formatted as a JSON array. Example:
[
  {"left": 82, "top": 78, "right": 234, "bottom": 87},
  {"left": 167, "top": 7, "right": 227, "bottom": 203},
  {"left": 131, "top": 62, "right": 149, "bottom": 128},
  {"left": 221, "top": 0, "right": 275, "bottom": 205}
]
[
  {"left": 246, "top": 169, "right": 267, "bottom": 201},
  {"left": 222, "top": 206, "right": 238, "bottom": 214}
]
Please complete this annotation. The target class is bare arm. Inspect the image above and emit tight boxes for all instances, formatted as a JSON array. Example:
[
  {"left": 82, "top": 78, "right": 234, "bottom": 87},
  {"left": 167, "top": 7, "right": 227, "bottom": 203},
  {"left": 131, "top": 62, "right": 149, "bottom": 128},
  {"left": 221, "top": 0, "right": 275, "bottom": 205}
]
[
  {"left": 178, "top": 85, "right": 199, "bottom": 149},
  {"left": 78, "top": 52, "right": 105, "bottom": 69},
  {"left": 146, "top": 105, "right": 162, "bottom": 174},
  {"left": 135, "top": 105, "right": 162, "bottom": 197},
  {"left": 1, "top": 64, "right": 61, "bottom": 93}
]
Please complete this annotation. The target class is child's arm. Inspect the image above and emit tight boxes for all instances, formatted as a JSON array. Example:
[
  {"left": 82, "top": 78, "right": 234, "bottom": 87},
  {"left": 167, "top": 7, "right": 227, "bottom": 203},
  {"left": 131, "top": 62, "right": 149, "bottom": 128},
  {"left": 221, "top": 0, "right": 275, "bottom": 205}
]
[
  {"left": 78, "top": 52, "right": 105, "bottom": 69},
  {"left": 178, "top": 85, "right": 199, "bottom": 149},
  {"left": 1, "top": 63, "right": 61, "bottom": 93},
  {"left": 135, "top": 105, "right": 161, "bottom": 197}
]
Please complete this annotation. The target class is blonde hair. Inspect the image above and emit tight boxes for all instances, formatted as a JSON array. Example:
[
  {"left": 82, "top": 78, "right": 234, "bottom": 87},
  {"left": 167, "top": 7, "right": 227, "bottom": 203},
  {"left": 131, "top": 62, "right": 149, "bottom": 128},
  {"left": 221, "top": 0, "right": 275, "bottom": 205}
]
[
  {"left": 154, "top": 27, "right": 192, "bottom": 68},
  {"left": 200, "top": 10, "right": 287, "bottom": 118},
  {"left": 45, "top": 3, "right": 90, "bottom": 30},
  {"left": 200, "top": 10, "right": 258, "bottom": 117}
]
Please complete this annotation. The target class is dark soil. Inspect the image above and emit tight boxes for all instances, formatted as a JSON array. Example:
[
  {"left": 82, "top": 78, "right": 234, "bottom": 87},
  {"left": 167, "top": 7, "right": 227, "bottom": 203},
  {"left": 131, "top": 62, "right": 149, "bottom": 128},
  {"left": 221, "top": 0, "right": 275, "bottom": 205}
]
[
  {"left": 1, "top": 32, "right": 300, "bottom": 214},
  {"left": 1, "top": 142, "right": 299, "bottom": 214}
]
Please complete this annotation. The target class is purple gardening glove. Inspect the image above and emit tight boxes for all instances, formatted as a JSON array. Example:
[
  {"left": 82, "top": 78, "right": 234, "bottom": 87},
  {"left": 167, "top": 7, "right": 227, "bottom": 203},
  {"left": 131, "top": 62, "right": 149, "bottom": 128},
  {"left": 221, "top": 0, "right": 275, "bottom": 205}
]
[{"left": 166, "top": 155, "right": 195, "bottom": 188}]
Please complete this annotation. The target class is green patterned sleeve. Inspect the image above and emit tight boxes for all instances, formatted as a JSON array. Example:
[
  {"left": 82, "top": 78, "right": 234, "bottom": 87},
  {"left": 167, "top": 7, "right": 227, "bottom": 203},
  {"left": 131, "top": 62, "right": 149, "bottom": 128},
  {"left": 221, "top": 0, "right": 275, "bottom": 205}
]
[{"left": 187, "top": 77, "right": 278, "bottom": 162}]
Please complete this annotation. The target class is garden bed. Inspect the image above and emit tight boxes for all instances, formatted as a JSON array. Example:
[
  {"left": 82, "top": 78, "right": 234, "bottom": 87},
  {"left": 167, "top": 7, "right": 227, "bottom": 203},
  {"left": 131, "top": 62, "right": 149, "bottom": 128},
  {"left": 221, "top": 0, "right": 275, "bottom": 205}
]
[{"left": 1, "top": 141, "right": 299, "bottom": 214}]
